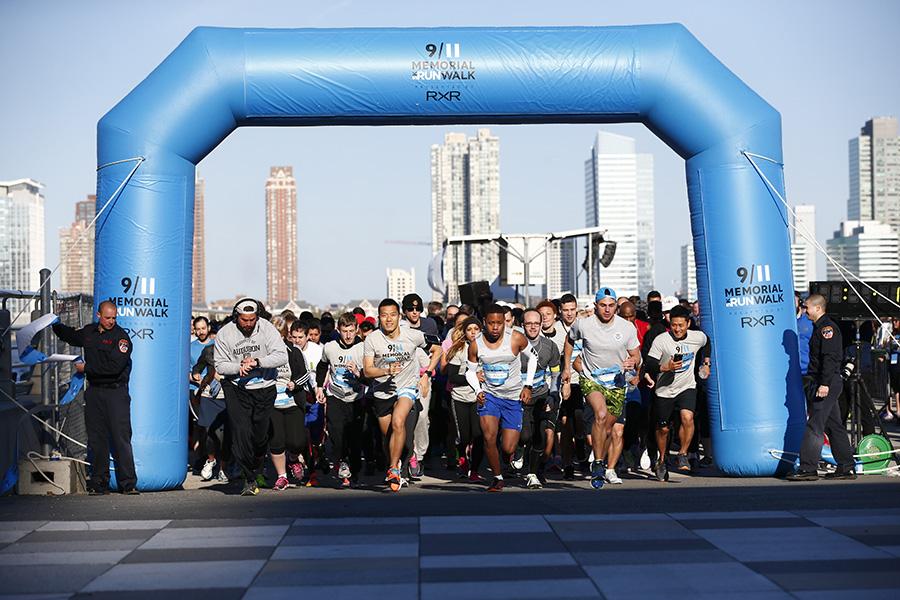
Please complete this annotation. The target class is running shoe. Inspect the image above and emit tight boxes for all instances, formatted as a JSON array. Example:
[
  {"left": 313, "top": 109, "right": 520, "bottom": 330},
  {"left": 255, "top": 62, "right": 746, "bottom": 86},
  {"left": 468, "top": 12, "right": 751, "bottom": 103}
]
[
  {"left": 241, "top": 480, "right": 260, "bottom": 496},
  {"left": 200, "top": 458, "right": 217, "bottom": 481},
  {"left": 387, "top": 467, "right": 402, "bottom": 492},
  {"left": 511, "top": 450, "right": 524, "bottom": 471},
  {"left": 563, "top": 465, "right": 575, "bottom": 481},
  {"left": 676, "top": 454, "right": 691, "bottom": 472},
  {"left": 456, "top": 457, "right": 469, "bottom": 479},
  {"left": 340, "top": 477, "right": 352, "bottom": 489},
  {"left": 305, "top": 472, "right": 319, "bottom": 487},
  {"left": 468, "top": 471, "right": 485, "bottom": 483},
  {"left": 409, "top": 456, "right": 423, "bottom": 479},
  {"left": 273, "top": 476, "right": 289, "bottom": 491},
  {"left": 216, "top": 469, "right": 229, "bottom": 484},
  {"left": 337, "top": 461, "right": 351, "bottom": 480},
  {"left": 699, "top": 456, "right": 714, "bottom": 468},
  {"left": 255, "top": 473, "right": 268, "bottom": 489},
  {"left": 487, "top": 477, "right": 505, "bottom": 492},
  {"left": 290, "top": 461, "right": 305, "bottom": 483},
  {"left": 525, "top": 473, "right": 542, "bottom": 489},
  {"left": 590, "top": 460, "right": 606, "bottom": 490},
  {"left": 604, "top": 468, "right": 623, "bottom": 485},
  {"left": 655, "top": 460, "right": 668, "bottom": 482}
]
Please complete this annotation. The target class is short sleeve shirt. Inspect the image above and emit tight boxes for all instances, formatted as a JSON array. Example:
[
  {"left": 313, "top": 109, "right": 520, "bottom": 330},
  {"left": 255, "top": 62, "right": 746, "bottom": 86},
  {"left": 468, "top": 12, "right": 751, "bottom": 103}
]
[
  {"left": 648, "top": 330, "right": 708, "bottom": 398},
  {"left": 321, "top": 340, "right": 366, "bottom": 402},
  {"left": 364, "top": 328, "right": 429, "bottom": 399},
  {"left": 568, "top": 315, "right": 639, "bottom": 388}
]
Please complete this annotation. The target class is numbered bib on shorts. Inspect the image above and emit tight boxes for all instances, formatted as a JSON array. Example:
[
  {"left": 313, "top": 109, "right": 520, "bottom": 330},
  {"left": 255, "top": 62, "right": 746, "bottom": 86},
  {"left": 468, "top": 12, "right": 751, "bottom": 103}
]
[{"left": 274, "top": 385, "right": 293, "bottom": 408}]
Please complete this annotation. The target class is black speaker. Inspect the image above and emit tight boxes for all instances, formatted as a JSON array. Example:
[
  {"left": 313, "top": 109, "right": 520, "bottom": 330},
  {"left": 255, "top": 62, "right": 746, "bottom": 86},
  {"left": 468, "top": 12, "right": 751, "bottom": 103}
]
[
  {"left": 458, "top": 281, "right": 492, "bottom": 309},
  {"left": 808, "top": 281, "right": 900, "bottom": 319},
  {"left": 599, "top": 241, "right": 617, "bottom": 268}
]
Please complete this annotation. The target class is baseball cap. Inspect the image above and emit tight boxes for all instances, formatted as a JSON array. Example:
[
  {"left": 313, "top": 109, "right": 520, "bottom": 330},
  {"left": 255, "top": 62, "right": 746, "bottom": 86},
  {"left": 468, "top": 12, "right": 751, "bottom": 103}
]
[
  {"left": 661, "top": 296, "right": 679, "bottom": 312},
  {"left": 402, "top": 293, "right": 424, "bottom": 312},
  {"left": 353, "top": 313, "right": 365, "bottom": 326},
  {"left": 233, "top": 298, "right": 259, "bottom": 315},
  {"left": 595, "top": 287, "right": 617, "bottom": 302}
]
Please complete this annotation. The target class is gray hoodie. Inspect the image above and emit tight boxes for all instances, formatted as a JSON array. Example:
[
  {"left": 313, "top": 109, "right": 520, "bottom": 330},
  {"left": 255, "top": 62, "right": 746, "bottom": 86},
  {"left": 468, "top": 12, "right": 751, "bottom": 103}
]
[{"left": 214, "top": 318, "right": 288, "bottom": 389}]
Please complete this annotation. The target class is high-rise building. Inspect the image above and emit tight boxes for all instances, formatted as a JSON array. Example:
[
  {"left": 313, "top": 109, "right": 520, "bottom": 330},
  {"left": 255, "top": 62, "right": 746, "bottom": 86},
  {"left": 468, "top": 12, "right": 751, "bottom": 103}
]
[
  {"left": 0, "top": 179, "right": 45, "bottom": 323},
  {"left": 431, "top": 129, "right": 500, "bottom": 303},
  {"left": 826, "top": 221, "right": 900, "bottom": 281},
  {"left": 848, "top": 117, "right": 900, "bottom": 236},
  {"left": 386, "top": 268, "right": 416, "bottom": 302},
  {"left": 792, "top": 204, "right": 817, "bottom": 284},
  {"left": 585, "top": 131, "right": 654, "bottom": 297},
  {"left": 547, "top": 239, "right": 576, "bottom": 299},
  {"left": 192, "top": 172, "right": 206, "bottom": 306},
  {"left": 59, "top": 194, "right": 95, "bottom": 294},
  {"left": 680, "top": 243, "right": 697, "bottom": 301},
  {"left": 790, "top": 243, "right": 809, "bottom": 294},
  {"left": 265, "top": 166, "right": 298, "bottom": 307}
]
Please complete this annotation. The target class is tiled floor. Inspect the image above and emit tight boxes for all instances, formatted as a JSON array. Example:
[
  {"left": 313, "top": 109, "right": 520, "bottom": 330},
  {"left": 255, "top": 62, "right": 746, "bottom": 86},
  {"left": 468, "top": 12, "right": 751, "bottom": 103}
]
[{"left": 0, "top": 510, "right": 898, "bottom": 598}]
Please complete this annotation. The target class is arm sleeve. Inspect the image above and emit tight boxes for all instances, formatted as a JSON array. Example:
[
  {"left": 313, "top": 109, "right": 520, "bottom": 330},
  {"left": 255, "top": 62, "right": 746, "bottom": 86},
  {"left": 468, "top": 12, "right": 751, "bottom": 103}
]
[
  {"left": 645, "top": 337, "right": 664, "bottom": 377},
  {"left": 523, "top": 344, "right": 538, "bottom": 386},
  {"left": 192, "top": 345, "right": 213, "bottom": 376},
  {"left": 465, "top": 361, "right": 482, "bottom": 394},
  {"left": 84, "top": 336, "right": 131, "bottom": 378},
  {"left": 446, "top": 362, "right": 469, "bottom": 387},
  {"left": 316, "top": 359, "right": 329, "bottom": 388},
  {"left": 52, "top": 323, "right": 85, "bottom": 347},
  {"left": 214, "top": 336, "right": 240, "bottom": 375}
]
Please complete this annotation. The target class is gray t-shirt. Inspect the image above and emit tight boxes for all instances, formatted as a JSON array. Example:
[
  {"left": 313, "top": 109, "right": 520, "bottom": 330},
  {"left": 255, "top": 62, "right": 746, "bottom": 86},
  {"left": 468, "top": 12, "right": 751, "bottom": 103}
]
[
  {"left": 321, "top": 340, "right": 366, "bottom": 402},
  {"left": 364, "top": 327, "right": 429, "bottom": 400},
  {"left": 522, "top": 335, "right": 560, "bottom": 397},
  {"left": 568, "top": 314, "right": 639, "bottom": 389},
  {"left": 648, "top": 330, "right": 708, "bottom": 398}
]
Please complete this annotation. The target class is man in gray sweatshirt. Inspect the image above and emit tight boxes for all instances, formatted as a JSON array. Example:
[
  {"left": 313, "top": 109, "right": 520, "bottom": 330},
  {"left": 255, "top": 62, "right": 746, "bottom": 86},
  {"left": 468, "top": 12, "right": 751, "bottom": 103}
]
[{"left": 214, "top": 298, "right": 288, "bottom": 496}]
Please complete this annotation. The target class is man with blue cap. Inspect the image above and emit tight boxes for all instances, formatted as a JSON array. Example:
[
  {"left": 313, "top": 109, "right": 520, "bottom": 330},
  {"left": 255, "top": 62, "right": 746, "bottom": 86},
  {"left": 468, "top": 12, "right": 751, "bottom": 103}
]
[{"left": 562, "top": 287, "right": 641, "bottom": 489}]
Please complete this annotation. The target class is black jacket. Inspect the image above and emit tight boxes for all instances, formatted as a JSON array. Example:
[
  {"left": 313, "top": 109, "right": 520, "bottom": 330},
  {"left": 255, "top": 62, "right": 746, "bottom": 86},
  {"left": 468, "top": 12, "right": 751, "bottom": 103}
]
[
  {"left": 807, "top": 314, "right": 843, "bottom": 387},
  {"left": 52, "top": 322, "right": 132, "bottom": 387}
]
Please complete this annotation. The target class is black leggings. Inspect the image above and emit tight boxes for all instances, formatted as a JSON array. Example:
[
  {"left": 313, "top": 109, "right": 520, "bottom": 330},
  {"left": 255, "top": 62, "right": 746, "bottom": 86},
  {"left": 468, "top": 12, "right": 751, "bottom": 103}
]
[
  {"left": 268, "top": 405, "right": 308, "bottom": 456},
  {"left": 452, "top": 400, "right": 483, "bottom": 472},
  {"left": 326, "top": 396, "right": 363, "bottom": 475}
]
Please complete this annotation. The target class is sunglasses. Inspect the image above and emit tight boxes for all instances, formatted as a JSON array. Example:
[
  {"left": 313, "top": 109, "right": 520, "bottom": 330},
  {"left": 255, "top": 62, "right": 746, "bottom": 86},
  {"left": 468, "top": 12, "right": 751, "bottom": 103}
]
[{"left": 404, "top": 306, "right": 422, "bottom": 312}]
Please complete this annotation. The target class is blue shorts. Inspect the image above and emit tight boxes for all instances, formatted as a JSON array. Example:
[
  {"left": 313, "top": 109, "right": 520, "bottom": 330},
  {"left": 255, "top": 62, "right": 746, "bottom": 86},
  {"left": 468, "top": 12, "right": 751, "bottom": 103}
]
[{"left": 477, "top": 392, "right": 523, "bottom": 432}]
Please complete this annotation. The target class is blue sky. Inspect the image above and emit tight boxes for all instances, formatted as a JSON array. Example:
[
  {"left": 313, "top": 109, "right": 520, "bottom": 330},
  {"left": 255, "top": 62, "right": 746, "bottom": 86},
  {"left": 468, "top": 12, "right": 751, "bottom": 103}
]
[{"left": 2, "top": 1, "right": 898, "bottom": 306}]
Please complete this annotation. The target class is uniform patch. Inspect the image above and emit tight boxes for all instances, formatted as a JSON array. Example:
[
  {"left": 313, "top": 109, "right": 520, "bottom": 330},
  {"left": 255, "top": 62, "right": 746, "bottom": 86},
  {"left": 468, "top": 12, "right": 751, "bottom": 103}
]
[
  {"left": 821, "top": 326, "right": 834, "bottom": 340},
  {"left": 118, "top": 339, "right": 130, "bottom": 353}
]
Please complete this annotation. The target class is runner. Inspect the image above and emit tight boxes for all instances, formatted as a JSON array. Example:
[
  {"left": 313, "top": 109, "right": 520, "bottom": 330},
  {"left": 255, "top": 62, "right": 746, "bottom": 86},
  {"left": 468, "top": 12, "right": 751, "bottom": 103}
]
[
  {"left": 270, "top": 321, "right": 311, "bottom": 491},
  {"left": 192, "top": 342, "right": 230, "bottom": 483},
  {"left": 562, "top": 288, "right": 641, "bottom": 490},
  {"left": 188, "top": 316, "right": 215, "bottom": 476},
  {"left": 443, "top": 316, "right": 485, "bottom": 481},
  {"left": 645, "top": 304, "right": 709, "bottom": 481},
  {"left": 466, "top": 304, "right": 538, "bottom": 492},
  {"left": 291, "top": 321, "right": 324, "bottom": 486},
  {"left": 401, "top": 293, "right": 440, "bottom": 478},
  {"left": 541, "top": 295, "right": 586, "bottom": 480},
  {"left": 317, "top": 312, "right": 366, "bottom": 488},
  {"left": 521, "top": 309, "right": 561, "bottom": 489},
  {"left": 363, "top": 298, "right": 441, "bottom": 492}
]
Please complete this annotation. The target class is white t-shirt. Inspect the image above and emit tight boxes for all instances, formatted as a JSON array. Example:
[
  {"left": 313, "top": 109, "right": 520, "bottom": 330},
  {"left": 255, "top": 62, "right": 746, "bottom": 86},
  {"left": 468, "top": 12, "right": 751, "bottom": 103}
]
[
  {"left": 568, "top": 314, "right": 639, "bottom": 389},
  {"left": 648, "top": 330, "right": 708, "bottom": 398}
]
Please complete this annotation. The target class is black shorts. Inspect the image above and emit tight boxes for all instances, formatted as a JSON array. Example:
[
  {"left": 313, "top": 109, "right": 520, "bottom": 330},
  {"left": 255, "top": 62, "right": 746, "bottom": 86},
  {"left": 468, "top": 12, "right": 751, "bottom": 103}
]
[
  {"left": 890, "top": 367, "right": 900, "bottom": 394},
  {"left": 373, "top": 395, "right": 420, "bottom": 419},
  {"left": 654, "top": 389, "right": 697, "bottom": 427},
  {"left": 560, "top": 381, "right": 584, "bottom": 419}
]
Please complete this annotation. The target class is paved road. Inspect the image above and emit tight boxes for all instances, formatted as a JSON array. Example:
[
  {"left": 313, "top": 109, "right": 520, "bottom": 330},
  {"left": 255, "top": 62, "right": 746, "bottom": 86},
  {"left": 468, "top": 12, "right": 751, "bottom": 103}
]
[{"left": 3, "top": 469, "right": 900, "bottom": 598}]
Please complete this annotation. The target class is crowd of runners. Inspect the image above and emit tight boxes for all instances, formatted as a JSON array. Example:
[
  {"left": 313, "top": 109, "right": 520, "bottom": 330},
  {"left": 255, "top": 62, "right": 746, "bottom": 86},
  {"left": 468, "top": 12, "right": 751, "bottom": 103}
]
[{"left": 188, "top": 289, "right": 712, "bottom": 496}]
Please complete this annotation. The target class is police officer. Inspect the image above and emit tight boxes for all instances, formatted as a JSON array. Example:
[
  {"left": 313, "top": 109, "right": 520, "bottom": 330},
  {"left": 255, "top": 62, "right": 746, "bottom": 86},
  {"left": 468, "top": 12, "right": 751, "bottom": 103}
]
[
  {"left": 52, "top": 300, "right": 138, "bottom": 494},
  {"left": 788, "top": 294, "right": 856, "bottom": 481}
]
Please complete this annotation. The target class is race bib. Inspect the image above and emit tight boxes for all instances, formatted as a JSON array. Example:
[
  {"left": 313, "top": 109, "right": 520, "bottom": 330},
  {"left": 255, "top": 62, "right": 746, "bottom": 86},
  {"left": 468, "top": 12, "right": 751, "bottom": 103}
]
[
  {"left": 589, "top": 366, "right": 622, "bottom": 389},
  {"left": 532, "top": 368, "right": 548, "bottom": 390},
  {"left": 483, "top": 363, "right": 510, "bottom": 386},
  {"left": 274, "top": 385, "right": 293, "bottom": 408}
]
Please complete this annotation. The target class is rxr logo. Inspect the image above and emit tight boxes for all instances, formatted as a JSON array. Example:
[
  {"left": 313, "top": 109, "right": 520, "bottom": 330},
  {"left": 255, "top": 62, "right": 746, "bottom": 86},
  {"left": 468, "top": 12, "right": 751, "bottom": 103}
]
[
  {"left": 426, "top": 90, "right": 461, "bottom": 102},
  {"left": 125, "top": 328, "right": 155, "bottom": 340},
  {"left": 740, "top": 315, "right": 774, "bottom": 329}
]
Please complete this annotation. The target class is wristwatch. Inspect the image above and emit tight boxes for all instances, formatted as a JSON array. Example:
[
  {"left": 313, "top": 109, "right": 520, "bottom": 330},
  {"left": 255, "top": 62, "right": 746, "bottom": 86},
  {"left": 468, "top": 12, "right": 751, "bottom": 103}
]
[{"left": 523, "top": 384, "right": 532, "bottom": 390}]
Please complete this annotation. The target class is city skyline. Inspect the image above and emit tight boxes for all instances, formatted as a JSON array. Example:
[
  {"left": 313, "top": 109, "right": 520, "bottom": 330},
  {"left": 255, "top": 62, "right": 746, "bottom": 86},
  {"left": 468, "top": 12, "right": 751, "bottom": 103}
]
[{"left": 3, "top": 2, "right": 898, "bottom": 306}]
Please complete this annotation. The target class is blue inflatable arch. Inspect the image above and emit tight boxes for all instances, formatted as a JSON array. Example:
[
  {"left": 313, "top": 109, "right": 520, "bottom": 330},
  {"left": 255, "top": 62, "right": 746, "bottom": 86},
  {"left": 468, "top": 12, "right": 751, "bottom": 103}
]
[{"left": 97, "top": 24, "right": 804, "bottom": 489}]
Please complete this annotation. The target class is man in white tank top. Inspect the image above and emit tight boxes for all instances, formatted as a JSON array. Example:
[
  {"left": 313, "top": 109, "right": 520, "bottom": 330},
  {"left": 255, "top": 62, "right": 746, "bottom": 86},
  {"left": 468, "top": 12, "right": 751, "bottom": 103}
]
[{"left": 466, "top": 304, "right": 538, "bottom": 492}]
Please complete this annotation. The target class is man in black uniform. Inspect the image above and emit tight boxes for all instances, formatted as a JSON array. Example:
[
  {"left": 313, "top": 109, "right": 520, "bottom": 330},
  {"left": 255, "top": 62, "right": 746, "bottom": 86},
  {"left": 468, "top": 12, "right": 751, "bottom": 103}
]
[
  {"left": 787, "top": 294, "right": 856, "bottom": 481},
  {"left": 52, "top": 300, "right": 138, "bottom": 494}
]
